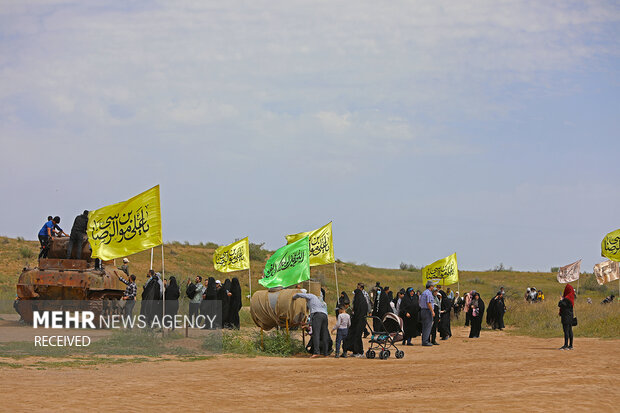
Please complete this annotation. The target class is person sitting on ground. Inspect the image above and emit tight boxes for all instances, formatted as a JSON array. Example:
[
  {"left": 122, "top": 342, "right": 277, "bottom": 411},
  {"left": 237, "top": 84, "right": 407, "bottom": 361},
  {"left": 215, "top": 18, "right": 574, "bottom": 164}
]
[
  {"left": 332, "top": 305, "right": 351, "bottom": 358},
  {"left": 601, "top": 294, "right": 615, "bottom": 304},
  {"left": 293, "top": 290, "right": 329, "bottom": 358}
]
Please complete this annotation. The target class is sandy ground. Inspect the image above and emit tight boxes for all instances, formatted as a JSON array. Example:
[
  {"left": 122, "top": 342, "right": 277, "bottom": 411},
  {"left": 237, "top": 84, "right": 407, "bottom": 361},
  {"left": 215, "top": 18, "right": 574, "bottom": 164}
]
[{"left": 1, "top": 325, "right": 618, "bottom": 412}]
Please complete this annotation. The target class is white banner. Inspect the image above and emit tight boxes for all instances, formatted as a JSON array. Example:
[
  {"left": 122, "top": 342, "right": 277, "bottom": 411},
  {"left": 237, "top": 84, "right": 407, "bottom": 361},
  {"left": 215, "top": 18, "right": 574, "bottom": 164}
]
[
  {"left": 557, "top": 259, "right": 581, "bottom": 284},
  {"left": 593, "top": 260, "right": 620, "bottom": 285}
]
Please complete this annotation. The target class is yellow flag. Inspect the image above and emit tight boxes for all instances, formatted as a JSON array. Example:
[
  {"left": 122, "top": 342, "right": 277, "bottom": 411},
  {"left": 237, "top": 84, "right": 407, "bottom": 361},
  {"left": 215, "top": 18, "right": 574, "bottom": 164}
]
[
  {"left": 214, "top": 237, "right": 250, "bottom": 273},
  {"left": 601, "top": 229, "right": 620, "bottom": 262},
  {"left": 87, "top": 185, "right": 162, "bottom": 261},
  {"left": 422, "top": 253, "right": 459, "bottom": 285},
  {"left": 285, "top": 222, "right": 334, "bottom": 266}
]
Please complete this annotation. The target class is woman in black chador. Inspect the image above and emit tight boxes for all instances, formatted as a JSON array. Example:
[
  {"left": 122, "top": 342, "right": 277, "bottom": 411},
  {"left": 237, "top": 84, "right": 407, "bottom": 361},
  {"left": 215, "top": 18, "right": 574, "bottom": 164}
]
[
  {"left": 164, "top": 276, "right": 180, "bottom": 329},
  {"left": 487, "top": 291, "right": 506, "bottom": 330},
  {"left": 399, "top": 287, "right": 420, "bottom": 345},
  {"left": 219, "top": 279, "right": 232, "bottom": 328},
  {"left": 228, "top": 277, "right": 243, "bottom": 329},
  {"left": 439, "top": 289, "right": 452, "bottom": 340},
  {"left": 335, "top": 291, "right": 350, "bottom": 316},
  {"left": 468, "top": 291, "right": 485, "bottom": 338},
  {"left": 343, "top": 287, "right": 368, "bottom": 356},
  {"left": 140, "top": 273, "right": 163, "bottom": 327},
  {"left": 200, "top": 277, "right": 217, "bottom": 327}
]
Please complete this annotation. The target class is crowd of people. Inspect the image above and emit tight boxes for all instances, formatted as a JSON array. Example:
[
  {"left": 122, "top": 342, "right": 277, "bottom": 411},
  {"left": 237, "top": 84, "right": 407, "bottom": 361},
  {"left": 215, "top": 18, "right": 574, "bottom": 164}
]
[
  {"left": 525, "top": 287, "right": 545, "bottom": 302},
  {"left": 114, "top": 267, "right": 243, "bottom": 330},
  {"left": 293, "top": 280, "right": 511, "bottom": 358}
]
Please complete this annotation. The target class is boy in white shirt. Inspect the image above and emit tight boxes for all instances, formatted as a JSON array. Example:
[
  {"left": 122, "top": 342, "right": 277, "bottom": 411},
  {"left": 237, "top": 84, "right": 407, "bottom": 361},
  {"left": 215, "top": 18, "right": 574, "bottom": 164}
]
[{"left": 332, "top": 306, "right": 351, "bottom": 358}]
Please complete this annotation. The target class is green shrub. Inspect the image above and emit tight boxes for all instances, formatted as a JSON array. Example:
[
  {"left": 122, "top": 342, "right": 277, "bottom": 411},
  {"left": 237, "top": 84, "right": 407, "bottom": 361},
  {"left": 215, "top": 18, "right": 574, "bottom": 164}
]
[
  {"left": 582, "top": 273, "right": 608, "bottom": 293},
  {"left": 18, "top": 246, "right": 34, "bottom": 259},
  {"left": 16, "top": 236, "right": 24, "bottom": 242},
  {"left": 249, "top": 242, "right": 268, "bottom": 262},
  {"left": 217, "top": 330, "right": 305, "bottom": 357},
  {"left": 400, "top": 262, "right": 421, "bottom": 271}
]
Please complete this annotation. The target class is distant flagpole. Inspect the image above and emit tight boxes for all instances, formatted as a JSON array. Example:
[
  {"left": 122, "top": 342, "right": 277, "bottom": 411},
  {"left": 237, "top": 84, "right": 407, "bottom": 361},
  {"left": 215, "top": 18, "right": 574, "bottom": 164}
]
[
  {"left": 150, "top": 247, "right": 154, "bottom": 270},
  {"left": 249, "top": 267, "right": 252, "bottom": 298},
  {"left": 161, "top": 244, "right": 165, "bottom": 335},
  {"left": 333, "top": 262, "right": 339, "bottom": 296}
]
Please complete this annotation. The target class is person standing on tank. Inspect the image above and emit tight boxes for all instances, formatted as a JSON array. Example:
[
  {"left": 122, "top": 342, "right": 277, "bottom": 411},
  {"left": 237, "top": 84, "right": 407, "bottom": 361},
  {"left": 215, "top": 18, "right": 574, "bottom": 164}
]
[
  {"left": 66, "top": 210, "right": 89, "bottom": 259},
  {"left": 38, "top": 216, "right": 63, "bottom": 259}
]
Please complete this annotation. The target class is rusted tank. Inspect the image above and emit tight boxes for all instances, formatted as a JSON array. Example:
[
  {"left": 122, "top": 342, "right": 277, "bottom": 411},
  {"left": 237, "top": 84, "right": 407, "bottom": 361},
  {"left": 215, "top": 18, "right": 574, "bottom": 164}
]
[{"left": 16, "top": 237, "right": 127, "bottom": 323}]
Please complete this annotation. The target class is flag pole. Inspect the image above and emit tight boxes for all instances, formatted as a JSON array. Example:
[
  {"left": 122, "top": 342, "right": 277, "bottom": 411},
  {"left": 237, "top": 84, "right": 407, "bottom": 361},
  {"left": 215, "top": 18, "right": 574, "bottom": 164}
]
[
  {"left": 333, "top": 262, "right": 339, "bottom": 296},
  {"left": 577, "top": 277, "right": 580, "bottom": 295},
  {"left": 248, "top": 267, "right": 252, "bottom": 299},
  {"left": 150, "top": 247, "right": 153, "bottom": 270},
  {"left": 161, "top": 244, "right": 165, "bottom": 335}
]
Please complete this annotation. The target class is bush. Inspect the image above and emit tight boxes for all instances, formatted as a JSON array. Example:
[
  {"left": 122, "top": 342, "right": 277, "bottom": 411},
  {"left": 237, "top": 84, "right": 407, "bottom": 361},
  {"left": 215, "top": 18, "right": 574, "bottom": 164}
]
[
  {"left": 204, "top": 242, "right": 219, "bottom": 249},
  {"left": 16, "top": 236, "right": 24, "bottom": 242},
  {"left": 470, "top": 278, "right": 484, "bottom": 285},
  {"left": 400, "top": 262, "right": 420, "bottom": 272},
  {"left": 550, "top": 267, "right": 559, "bottom": 273},
  {"left": 249, "top": 242, "right": 268, "bottom": 262},
  {"left": 218, "top": 330, "right": 305, "bottom": 357},
  {"left": 18, "top": 246, "right": 34, "bottom": 259},
  {"left": 490, "top": 263, "right": 513, "bottom": 272},
  {"left": 581, "top": 273, "right": 608, "bottom": 293}
]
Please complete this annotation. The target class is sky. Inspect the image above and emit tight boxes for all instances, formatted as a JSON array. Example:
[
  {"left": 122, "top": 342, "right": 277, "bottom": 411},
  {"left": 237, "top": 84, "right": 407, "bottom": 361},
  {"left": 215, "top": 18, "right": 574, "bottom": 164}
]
[{"left": 1, "top": 0, "right": 619, "bottom": 272}]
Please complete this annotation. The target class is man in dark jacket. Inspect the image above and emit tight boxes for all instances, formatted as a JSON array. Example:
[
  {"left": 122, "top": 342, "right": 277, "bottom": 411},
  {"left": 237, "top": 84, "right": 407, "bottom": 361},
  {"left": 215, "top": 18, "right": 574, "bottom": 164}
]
[{"left": 66, "top": 210, "right": 89, "bottom": 259}]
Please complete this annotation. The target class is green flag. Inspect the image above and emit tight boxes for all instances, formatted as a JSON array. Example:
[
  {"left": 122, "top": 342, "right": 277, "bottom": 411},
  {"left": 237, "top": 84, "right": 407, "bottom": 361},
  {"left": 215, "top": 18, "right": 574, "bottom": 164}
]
[{"left": 260, "top": 236, "right": 310, "bottom": 288}]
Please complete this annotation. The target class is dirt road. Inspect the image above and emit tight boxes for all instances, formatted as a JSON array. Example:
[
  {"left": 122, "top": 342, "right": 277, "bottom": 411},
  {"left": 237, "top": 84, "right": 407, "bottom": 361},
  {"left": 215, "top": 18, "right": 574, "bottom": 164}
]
[{"left": 1, "top": 326, "right": 618, "bottom": 412}]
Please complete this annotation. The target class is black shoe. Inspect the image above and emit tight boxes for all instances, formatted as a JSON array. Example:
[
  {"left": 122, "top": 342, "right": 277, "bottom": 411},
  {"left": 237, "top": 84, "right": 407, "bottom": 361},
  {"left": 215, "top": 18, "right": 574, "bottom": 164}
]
[
  {"left": 422, "top": 343, "right": 433, "bottom": 347},
  {"left": 559, "top": 346, "right": 567, "bottom": 350},
  {"left": 406, "top": 343, "right": 413, "bottom": 346},
  {"left": 441, "top": 337, "right": 448, "bottom": 340},
  {"left": 567, "top": 346, "right": 573, "bottom": 350},
  {"left": 431, "top": 342, "right": 439, "bottom": 345}
]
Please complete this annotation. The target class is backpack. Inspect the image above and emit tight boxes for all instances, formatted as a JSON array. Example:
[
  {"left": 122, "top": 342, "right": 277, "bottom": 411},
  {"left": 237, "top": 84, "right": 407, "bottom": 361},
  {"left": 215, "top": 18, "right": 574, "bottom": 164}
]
[{"left": 186, "top": 283, "right": 197, "bottom": 299}]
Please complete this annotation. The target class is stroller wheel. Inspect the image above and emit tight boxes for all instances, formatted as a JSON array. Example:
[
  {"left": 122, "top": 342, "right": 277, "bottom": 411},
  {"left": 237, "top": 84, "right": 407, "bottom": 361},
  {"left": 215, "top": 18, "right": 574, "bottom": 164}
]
[
  {"left": 378, "top": 350, "right": 385, "bottom": 359},
  {"left": 384, "top": 350, "right": 390, "bottom": 359},
  {"left": 366, "top": 349, "right": 376, "bottom": 359},
  {"left": 395, "top": 350, "right": 404, "bottom": 359}
]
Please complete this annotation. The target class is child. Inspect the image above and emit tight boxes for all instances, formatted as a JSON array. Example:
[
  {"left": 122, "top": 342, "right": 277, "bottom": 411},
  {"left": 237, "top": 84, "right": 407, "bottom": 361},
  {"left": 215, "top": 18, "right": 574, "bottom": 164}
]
[{"left": 332, "top": 306, "right": 351, "bottom": 358}]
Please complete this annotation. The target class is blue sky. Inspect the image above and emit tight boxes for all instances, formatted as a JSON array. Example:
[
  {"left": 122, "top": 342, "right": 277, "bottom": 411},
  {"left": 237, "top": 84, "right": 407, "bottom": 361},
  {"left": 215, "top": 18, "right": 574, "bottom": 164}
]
[{"left": 1, "top": 0, "right": 618, "bottom": 272}]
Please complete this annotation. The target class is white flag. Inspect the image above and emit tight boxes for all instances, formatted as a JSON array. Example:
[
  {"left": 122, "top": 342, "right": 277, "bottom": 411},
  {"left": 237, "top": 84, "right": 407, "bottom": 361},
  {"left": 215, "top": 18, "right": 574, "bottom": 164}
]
[
  {"left": 593, "top": 260, "right": 620, "bottom": 285},
  {"left": 557, "top": 260, "right": 581, "bottom": 284}
]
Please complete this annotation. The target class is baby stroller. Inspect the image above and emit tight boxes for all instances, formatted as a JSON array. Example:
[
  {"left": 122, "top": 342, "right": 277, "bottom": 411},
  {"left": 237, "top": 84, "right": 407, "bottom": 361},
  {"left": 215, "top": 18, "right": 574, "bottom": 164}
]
[{"left": 365, "top": 314, "right": 405, "bottom": 359}]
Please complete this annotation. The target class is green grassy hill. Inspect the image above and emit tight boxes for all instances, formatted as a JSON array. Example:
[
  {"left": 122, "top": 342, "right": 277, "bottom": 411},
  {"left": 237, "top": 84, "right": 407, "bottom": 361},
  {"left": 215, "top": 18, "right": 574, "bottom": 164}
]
[
  {"left": 1, "top": 235, "right": 613, "bottom": 303},
  {"left": 1, "top": 236, "right": 617, "bottom": 338}
]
